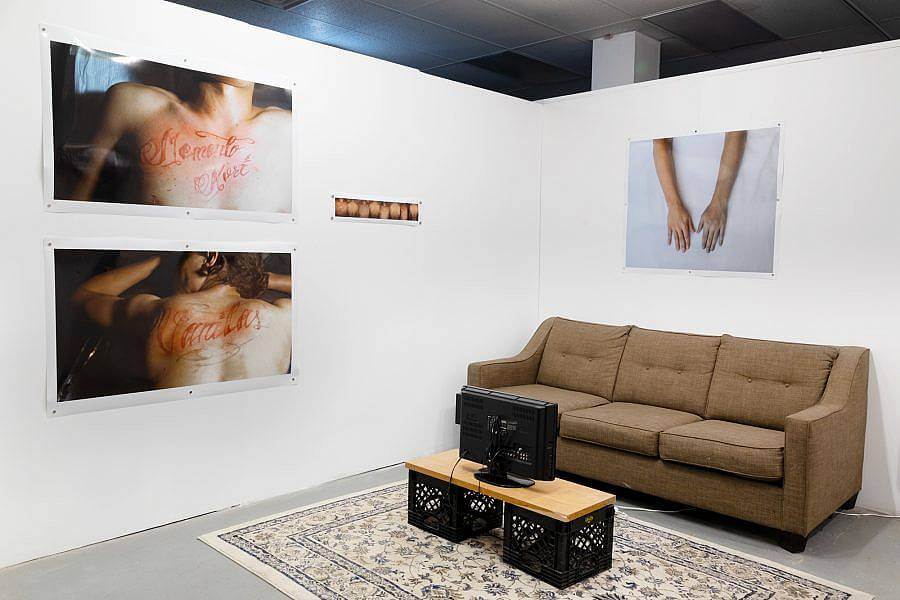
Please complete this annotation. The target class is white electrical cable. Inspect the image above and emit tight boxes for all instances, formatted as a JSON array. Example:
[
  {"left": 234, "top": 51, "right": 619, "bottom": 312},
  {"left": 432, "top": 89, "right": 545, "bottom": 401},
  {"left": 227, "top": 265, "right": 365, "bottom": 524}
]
[
  {"left": 835, "top": 511, "right": 900, "bottom": 518},
  {"left": 616, "top": 506, "right": 695, "bottom": 514}
]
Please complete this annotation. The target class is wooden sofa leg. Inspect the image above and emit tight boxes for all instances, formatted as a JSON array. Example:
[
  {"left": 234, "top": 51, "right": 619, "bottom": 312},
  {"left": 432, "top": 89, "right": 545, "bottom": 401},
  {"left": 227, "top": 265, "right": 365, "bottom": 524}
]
[
  {"left": 777, "top": 532, "right": 808, "bottom": 553},
  {"left": 840, "top": 493, "right": 859, "bottom": 511}
]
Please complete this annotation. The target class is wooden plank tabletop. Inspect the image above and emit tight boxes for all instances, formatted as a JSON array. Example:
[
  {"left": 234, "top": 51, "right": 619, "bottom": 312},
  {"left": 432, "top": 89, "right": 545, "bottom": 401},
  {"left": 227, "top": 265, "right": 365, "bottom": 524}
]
[{"left": 405, "top": 449, "right": 615, "bottom": 522}]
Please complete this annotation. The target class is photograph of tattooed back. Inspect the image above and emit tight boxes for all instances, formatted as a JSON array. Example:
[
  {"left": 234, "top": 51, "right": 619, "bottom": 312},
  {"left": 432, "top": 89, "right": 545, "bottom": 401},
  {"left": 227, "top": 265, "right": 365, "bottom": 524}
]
[
  {"left": 52, "top": 248, "right": 293, "bottom": 410},
  {"left": 47, "top": 39, "right": 292, "bottom": 217}
]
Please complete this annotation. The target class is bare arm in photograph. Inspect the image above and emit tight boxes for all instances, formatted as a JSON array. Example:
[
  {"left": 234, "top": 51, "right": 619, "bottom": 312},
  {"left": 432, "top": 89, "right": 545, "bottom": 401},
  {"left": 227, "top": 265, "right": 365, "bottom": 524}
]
[
  {"left": 698, "top": 130, "right": 747, "bottom": 252},
  {"left": 71, "top": 256, "right": 163, "bottom": 328},
  {"left": 266, "top": 272, "right": 292, "bottom": 295},
  {"left": 267, "top": 271, "right": 292, "bottom": 314},
  {"left": 70, "top": 83, "right": 168, "bottom": 201},
  {"left": 653, "top": 138, "right": 694, "bottom": 252}
]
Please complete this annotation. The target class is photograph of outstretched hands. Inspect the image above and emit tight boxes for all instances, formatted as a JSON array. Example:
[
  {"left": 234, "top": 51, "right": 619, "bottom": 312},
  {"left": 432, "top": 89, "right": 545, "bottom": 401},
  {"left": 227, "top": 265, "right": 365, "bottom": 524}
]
[{"left": 626, "top": 127, "right": 780, "bottom": 274}]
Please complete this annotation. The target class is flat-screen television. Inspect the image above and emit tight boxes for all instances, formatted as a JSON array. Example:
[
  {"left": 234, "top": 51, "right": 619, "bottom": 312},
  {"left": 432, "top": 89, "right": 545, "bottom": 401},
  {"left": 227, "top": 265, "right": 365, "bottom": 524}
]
[{"left": 455, "top": 385, "right": 558, "bottom": 488}]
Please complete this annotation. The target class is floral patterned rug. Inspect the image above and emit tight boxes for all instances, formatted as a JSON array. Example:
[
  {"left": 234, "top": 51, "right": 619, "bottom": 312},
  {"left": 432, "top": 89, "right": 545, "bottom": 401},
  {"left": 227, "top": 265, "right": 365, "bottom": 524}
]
[{"left": 200, "top": 482, "right": 872, "bottom": 600}]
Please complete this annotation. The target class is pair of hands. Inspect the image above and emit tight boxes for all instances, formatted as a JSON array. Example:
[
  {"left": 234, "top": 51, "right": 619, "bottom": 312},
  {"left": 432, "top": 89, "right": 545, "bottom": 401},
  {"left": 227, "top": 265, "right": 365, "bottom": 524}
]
[{"left": 667, "top": 199, "right": 727, "bottom": 253}]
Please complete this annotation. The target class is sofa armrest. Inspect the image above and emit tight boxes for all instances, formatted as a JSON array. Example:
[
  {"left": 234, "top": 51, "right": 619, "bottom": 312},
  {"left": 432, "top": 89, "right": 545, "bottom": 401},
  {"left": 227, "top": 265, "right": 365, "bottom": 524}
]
[
  {"left": 467, "top": 317, "right": 556, "bottom": 389},
  {"left": 782, "top": 346, "right": 869, "bottom": 535}
]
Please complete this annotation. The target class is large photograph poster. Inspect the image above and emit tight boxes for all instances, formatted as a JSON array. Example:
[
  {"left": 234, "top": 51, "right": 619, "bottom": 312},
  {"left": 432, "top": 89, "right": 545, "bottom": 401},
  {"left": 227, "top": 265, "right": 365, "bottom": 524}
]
[
  {"left": 625, "top": 127, "right": 781, "bottom": 275},
  {"left": 48, "top": 241, "right": 295, "bottom": 415},
  {"left": 44, "top": 28, "right": 293, "bottom": 220}
]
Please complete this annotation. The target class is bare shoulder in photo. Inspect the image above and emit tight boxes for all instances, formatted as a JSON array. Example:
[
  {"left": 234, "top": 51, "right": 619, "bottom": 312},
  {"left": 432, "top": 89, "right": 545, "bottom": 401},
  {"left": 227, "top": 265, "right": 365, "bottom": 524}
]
[
  {"left": 51, "top": 246, "right": 294, "bottom": 413},
  {"left": 46, "top": 37, "right": 293, "bottom": 217}
]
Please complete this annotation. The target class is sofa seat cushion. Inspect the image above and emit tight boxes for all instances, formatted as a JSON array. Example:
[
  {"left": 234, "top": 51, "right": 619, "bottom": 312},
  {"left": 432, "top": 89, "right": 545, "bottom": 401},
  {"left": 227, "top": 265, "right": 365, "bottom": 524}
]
[
  {"left": 659, "top": 420, "right": 785, "bottom": 482},
  {"left": 495, "top": 384, "right": 608, "bottom": 423},
  {"left": 560, "top": 403, "right": 701, "bottom": 457}
]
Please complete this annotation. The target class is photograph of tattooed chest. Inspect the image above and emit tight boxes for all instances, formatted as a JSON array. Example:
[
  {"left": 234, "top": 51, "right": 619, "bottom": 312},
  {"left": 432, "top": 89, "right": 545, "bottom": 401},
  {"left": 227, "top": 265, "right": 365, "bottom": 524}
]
[
  {"left": 54, "top": 249, "right": 293, "bottom": 403},
  {"left": 49, "top": 41, "right": 292, "bottom": 213}
]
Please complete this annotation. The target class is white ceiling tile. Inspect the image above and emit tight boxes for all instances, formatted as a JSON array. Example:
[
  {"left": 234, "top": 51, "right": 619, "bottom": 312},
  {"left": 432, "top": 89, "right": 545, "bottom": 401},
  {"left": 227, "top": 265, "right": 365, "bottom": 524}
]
[
  {"left": 485, "top": 0, "right": 630, "bottom": 34},
  {"left": 410, "top": 0, "right": 563, "bottom": 47}
]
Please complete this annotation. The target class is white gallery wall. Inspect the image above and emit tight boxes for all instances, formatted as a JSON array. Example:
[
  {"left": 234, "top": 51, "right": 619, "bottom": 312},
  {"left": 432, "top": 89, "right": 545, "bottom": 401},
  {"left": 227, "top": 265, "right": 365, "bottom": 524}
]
[
  {"left": 4, "top": 0, "right": 900, "bottom": 573},
  {"left": 0, "top": 0, "right": 541, "bottom": 568},
  {"left": 539, "top": 44, "right": 900, "bottom": 514}
]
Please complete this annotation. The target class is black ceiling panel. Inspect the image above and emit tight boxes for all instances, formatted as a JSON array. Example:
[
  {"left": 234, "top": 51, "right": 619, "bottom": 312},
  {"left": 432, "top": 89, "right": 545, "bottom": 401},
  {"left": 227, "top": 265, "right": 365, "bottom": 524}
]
[
  {"left": 715, "top": 39, "right": 804, "bottom": 67},
  {"left": 364, "top": 12, "right": 503, "bottom": 61},
  {"left": 516, "top": 36, "right": 593, "bottom": 76},
  {"left": 425, "top": 62, "right": 526, "bottom": 92},
  {"left": 791, "top": 23, "right": 886, "bottom": 52},
  {"left": 660, "top": 37, "right": 706, "bottom": 61},
  {"left": 854, "top": 0, "right": 900, "bottom": 21},
  {"left": 660, "top": 53, "right": 728, "bottom": 78},
  {"left": 289, "top": 0, "right": 398, "bottom": 31},
  {"left": 251, "top": 0, "right": 311, "bottom": 8},
  {"left": 170, "top": 0, "right": 895, "bottom": 101},
  {"left": 169, "top": 0, "right": 339, "bottom": 43},
  {"left": 465, "top": 51, "right": 583, "bottom": 87},
  {"left": 728, "top": 0, "right": 871, "bottom": 38},
  {"left": 508, "top": 76, "right": 590, "bottom": 101},
  {"left": 882, "top": 17, "right": 900, "bottom": 38},
  {"left": 647, "top": 0, "right": 779, "bottom": 52}
]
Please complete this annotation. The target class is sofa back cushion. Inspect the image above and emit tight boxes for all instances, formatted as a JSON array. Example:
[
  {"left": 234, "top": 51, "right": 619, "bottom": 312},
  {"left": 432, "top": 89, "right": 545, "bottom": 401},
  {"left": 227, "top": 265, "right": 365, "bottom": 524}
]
[
  {"left": 705, "top": 335, "right": 839, "bottom": 430},
  {"left": 612, "top": 327, "right": 721, "bottom": 415},
  {"left": 536, "top": 319, "right": 631, "bottom": 399}
]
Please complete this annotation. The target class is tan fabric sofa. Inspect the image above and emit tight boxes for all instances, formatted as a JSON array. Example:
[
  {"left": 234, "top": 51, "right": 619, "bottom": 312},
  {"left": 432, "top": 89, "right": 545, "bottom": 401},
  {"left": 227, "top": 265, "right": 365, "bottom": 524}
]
[{"left": 467, "top": 317, "right": 869, "bottom": 552}]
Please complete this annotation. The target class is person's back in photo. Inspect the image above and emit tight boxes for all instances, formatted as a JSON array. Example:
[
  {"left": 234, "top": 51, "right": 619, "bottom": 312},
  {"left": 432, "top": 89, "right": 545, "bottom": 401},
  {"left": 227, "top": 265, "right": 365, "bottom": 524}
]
[{"left": 69, "top": 251, "right": 292, "bottom": 394}]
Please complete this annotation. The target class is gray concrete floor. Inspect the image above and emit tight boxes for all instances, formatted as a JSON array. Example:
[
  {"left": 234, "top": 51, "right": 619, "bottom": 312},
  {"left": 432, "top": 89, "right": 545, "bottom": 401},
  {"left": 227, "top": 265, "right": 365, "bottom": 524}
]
[{"left": 2, "top": 464, "right": 898, "bottom": 599}]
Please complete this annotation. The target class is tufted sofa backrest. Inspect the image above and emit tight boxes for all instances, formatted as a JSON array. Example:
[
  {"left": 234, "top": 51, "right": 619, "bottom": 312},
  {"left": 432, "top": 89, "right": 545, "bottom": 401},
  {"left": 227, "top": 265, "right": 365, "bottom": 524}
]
[
  {"left": 536, "top": 319, "right": 631, "bottom": 399},
  {"left": 534, "top": 320, "right": 842, "bottom": 430},
  {"left": 704, "top": 335, "right": 839, "bottom": 430},
  {"left": 611, "top": 327, "right": 721, "bottom": 415}
]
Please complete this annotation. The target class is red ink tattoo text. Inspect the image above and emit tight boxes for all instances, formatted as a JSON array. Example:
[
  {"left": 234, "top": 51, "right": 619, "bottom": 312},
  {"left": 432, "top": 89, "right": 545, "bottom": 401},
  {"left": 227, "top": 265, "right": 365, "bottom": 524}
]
[
  {"left": 139, "top": 129, "right": 254, "bottom": 168},
  {"left": 193, "top": 155, "right": 254, "bottom": 198},
  {"left": 156, "top": 305, "right": 262, "bottom": 354}
]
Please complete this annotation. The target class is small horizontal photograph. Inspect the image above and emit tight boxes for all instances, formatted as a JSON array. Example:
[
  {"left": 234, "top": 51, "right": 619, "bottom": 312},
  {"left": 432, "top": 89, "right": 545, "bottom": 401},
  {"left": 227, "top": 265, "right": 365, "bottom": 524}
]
[{"left": 333, "top": 195, "right": 421, "bottom": 225}]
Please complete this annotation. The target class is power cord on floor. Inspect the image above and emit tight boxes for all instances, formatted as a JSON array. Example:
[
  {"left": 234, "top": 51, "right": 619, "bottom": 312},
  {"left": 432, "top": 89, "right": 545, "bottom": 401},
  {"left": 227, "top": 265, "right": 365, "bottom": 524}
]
[
  {"left": 615, "top": 506, "right": 695, "bottom": 514},
  {"left": 615, "top": 507, "right": 900, "bottom": 517},
  {"left": 836, "top": 511, "right": 900, "bottom": 518}
]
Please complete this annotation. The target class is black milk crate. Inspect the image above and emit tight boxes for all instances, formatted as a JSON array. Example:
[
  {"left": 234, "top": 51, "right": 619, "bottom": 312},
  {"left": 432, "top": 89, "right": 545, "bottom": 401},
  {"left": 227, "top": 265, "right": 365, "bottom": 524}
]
[
  {"left": 407, "top": 470, "right": 503, "bottom": 543},
  {"left": 502, "top": 502, "right": 614, "bottom": 589}
]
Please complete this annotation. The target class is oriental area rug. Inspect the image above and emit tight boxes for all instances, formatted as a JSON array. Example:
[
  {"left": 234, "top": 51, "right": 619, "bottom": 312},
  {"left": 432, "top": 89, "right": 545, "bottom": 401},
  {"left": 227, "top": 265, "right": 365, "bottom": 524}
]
[{"left": 200, "top": 482, "right": 872, "bottom": 600}]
